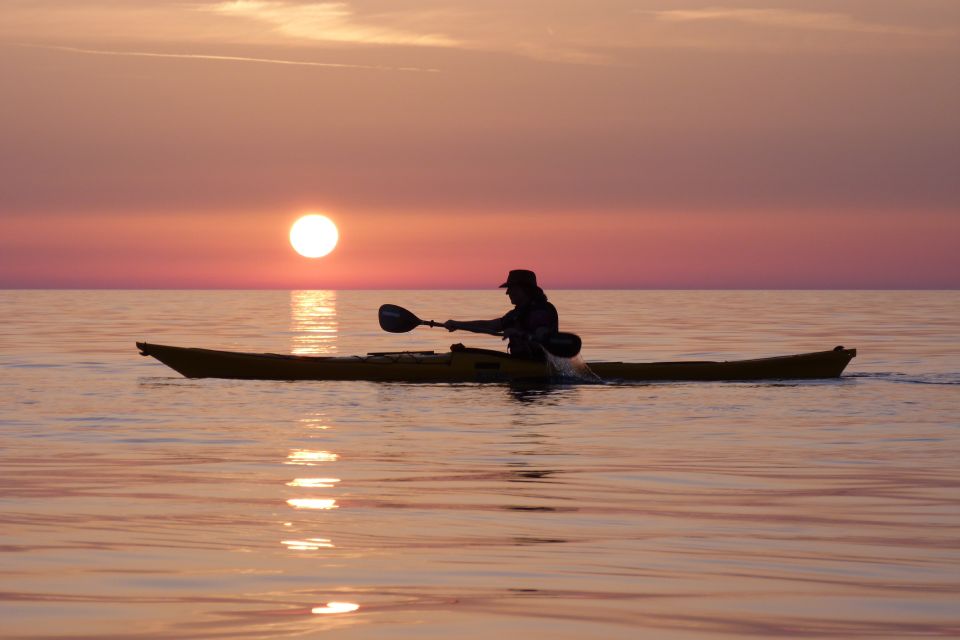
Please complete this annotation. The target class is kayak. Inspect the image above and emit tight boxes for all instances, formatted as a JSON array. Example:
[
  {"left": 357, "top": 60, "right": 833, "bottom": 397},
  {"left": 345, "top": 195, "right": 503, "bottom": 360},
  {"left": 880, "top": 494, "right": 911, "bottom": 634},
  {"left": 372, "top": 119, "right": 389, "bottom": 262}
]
[{"left": 136, "top": 342, "right": 856, "bottom": 383}]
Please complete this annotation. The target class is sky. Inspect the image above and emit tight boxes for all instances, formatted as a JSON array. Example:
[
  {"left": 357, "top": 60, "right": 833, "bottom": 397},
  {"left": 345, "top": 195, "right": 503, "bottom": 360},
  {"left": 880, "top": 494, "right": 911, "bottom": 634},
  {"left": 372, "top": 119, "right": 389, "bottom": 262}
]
[{"left": 1, "top": 0, "right": 958, "bottom": 288}]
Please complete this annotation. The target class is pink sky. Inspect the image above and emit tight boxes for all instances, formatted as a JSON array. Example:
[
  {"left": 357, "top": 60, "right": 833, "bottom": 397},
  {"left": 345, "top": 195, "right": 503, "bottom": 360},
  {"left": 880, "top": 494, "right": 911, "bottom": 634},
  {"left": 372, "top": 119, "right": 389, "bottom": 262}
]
[{"left": 1, "top": 1, "right": 958, "bottom": 288}]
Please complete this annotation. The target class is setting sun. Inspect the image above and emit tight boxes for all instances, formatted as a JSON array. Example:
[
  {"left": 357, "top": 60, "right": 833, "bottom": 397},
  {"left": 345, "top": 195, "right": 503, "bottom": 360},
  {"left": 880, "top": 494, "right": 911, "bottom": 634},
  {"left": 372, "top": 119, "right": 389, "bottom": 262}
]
[{"left": 290, "top": 214, "right": 339, "bottom": 258}]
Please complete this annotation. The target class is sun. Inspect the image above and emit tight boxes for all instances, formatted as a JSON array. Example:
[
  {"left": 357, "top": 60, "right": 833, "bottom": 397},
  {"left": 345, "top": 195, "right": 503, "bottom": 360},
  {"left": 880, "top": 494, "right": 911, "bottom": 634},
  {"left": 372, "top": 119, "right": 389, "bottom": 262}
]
[{"left": 290, "top": 214, "right": 339, "bottom": 258}]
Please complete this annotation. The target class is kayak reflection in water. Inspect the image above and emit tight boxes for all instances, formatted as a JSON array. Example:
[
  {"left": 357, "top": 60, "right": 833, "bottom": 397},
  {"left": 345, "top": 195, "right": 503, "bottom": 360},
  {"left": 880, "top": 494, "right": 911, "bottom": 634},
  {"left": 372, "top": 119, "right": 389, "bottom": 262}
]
[{"left": 443, "top": 270, "right": 559, "bottom": 360}]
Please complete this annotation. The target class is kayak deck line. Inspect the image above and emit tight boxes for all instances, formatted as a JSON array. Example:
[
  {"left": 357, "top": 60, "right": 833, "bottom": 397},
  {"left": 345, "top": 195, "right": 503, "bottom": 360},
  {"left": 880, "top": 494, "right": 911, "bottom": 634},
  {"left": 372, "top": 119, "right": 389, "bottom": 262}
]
[{"left": 136, "top": 342, "right": 857, "bottom": 383}]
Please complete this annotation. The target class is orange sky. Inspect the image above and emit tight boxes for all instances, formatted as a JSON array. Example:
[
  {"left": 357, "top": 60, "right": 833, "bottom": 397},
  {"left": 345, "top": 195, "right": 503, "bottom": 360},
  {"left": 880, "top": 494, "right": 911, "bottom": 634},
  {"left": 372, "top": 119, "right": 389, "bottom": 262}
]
[{"left": 1, "top": 1, "right": 958, "bottom": 288}]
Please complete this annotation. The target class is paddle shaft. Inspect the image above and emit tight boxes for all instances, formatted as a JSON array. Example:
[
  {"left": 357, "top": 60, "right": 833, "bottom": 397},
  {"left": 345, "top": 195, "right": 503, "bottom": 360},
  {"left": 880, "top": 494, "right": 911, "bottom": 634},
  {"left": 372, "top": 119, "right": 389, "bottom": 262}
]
[
  {"left": 419, "top": 319, "right": 499, "bottom": 338},
  {"left": 418, "top": 318, "right": 514, "bottom": 339}
]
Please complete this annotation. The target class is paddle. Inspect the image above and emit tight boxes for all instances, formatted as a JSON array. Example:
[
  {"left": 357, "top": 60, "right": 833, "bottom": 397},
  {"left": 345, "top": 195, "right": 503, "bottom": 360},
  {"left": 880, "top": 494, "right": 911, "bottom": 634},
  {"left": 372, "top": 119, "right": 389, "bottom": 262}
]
[{"left": 378, "top": 304, "right": 582, "bottom": 358}]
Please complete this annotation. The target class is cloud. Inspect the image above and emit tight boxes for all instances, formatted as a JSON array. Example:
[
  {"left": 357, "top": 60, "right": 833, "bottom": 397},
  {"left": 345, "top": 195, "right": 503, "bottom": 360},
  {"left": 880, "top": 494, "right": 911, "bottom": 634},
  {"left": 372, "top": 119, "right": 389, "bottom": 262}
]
[
  {"left": 6, "top": 2, "right": 951, "bottom": 68},
  {"left": 18, "top": 43, "right": 438, "bottom": 72},
  {"left": 206, "top": 1, "right": 459, "bottom": 47},
  {"left": 649, "top": 8, "right": 955, "bottom": 38}
]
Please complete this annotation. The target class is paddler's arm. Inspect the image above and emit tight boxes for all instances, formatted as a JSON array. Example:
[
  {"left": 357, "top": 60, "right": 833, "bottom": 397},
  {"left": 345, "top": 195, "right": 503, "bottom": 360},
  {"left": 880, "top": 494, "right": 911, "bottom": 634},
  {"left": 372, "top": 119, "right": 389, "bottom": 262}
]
[
  {"left": 442, "top": 318, "right": 503, "bottom": 334},
  {"left": 501, "top": 326, "right": 549, "bottom": 346}
]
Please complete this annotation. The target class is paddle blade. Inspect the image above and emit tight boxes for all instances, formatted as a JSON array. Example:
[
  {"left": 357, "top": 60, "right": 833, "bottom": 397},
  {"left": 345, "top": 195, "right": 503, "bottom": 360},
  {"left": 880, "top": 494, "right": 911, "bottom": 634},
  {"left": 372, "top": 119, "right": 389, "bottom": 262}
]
[
  {"left": 541, "top": 332, "right": 582, "bottom": 358},
  {"left": 378, "top": 304, "right": 423, "bottom": 333}
]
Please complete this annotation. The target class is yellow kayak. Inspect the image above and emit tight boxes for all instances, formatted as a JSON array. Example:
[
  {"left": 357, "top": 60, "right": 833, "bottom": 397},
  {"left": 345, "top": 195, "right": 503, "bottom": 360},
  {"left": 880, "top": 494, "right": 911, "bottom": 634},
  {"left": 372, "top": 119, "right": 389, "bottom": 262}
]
[{"left": 136, "top": 342, "right": 856, "bottom": 382}]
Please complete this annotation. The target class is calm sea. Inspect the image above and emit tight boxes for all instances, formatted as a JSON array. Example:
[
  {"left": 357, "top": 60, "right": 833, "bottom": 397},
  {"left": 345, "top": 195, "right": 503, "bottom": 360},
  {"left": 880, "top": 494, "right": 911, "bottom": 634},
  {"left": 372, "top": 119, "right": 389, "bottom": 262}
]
[{"left": 1, "top": 290, "right": 958, "bottom": 639}]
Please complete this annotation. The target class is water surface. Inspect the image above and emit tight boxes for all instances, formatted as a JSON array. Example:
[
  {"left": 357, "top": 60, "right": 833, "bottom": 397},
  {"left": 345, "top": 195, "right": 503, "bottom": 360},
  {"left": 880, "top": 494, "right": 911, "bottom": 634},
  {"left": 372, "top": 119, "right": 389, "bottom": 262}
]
[{"left": 1, "top": 290, "right": 958, "bottom": 638}]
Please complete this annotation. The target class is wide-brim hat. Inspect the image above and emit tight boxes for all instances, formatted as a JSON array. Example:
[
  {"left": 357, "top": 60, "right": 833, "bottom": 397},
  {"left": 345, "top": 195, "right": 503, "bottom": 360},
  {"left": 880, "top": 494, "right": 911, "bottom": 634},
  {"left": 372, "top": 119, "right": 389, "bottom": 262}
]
[{"left": 499, "top": 269, "right": 538, "bottom": 288}]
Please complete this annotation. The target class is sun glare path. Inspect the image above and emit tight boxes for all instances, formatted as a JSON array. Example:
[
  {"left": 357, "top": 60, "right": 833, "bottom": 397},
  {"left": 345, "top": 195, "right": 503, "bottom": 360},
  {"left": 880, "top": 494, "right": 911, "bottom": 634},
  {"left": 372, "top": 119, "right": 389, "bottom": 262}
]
[
  {"left": 287, "top": 498, "right": 338, "bottom": 510},
  {"left": 286, "top": 450, "right": 339, "bottom": 465},
  {"left": 312, "top": 602, "right": 360, "bottom": 615}
]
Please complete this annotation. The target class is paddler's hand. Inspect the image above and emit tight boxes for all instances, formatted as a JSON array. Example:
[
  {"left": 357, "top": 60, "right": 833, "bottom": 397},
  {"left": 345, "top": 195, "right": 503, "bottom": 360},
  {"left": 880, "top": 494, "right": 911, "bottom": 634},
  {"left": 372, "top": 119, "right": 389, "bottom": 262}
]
[
  {"left": 501, "top": 327, "right": 525, "bottom": 342},
  {"left": 443, "top": 320, "right": 459, "bottom": 332}
]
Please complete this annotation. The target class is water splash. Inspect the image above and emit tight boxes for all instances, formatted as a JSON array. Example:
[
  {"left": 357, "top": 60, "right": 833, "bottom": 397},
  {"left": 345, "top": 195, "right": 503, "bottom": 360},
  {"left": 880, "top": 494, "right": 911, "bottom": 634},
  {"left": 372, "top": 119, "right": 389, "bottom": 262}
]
[{"left": 544, "top": 352, "right": 603, "bottom": 383}]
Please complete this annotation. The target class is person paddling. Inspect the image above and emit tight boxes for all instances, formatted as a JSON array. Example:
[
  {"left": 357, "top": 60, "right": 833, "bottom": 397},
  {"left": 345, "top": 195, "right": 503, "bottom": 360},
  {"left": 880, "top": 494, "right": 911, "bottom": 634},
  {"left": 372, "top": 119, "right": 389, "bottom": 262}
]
[{"left": 443, "top": 270, "right": 559, "bottom": 359}]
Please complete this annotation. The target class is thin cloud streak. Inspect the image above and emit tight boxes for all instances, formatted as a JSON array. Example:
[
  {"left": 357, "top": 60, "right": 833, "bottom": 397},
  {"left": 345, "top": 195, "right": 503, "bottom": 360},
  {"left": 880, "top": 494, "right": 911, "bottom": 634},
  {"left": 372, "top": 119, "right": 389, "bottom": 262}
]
[
  {"left": 649, "top": 8, "right": 957, "bottom": 39},
  {"left": 18, "top": 43, "right": 439, "bottom": 72}
]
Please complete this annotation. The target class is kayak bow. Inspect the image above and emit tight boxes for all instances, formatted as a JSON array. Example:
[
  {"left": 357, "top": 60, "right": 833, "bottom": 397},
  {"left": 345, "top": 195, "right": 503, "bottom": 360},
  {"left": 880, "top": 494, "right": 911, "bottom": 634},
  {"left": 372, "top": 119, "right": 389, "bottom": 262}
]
[{"left": 136, "top": 342, "right": 856, "bottom": 383}]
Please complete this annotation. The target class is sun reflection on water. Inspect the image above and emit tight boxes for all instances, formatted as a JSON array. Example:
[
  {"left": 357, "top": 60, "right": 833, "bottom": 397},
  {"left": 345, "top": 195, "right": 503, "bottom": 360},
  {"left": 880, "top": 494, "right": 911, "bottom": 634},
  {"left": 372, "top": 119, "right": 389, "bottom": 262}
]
[
  {"left": 286, "top": 450, "right": 339, "bottom": 465},
  {"left": 282, "top": 421, "right": 342, "bottom": 557},
  {"left": 287, "top": 498, "right": 338, "bottom": 510},
  {"left": 290, "top": 290, "right": 338, "bottom": 355},
  {"left": 300, "top": 416, "right": 331, "bottom": 430},
  {"left": 287, "top": 478, "right": 341, "bottom": 488},
  {"left": 282, "top": 538, "right": 334, "bottom": 550},
  {"left": 311, "top": 602, "right": 359, "bottom": 615}
]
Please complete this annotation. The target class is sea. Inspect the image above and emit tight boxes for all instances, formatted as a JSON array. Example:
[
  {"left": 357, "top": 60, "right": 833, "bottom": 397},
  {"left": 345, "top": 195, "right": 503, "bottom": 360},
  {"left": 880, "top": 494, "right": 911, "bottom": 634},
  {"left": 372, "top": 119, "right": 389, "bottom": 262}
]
[{"left": 1, "top": 290, "right": 958, "bottom": 639}]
